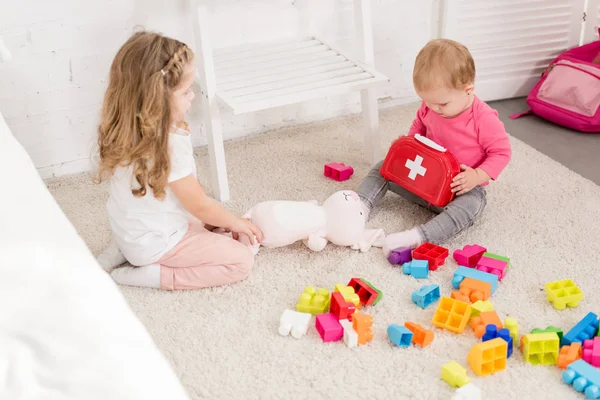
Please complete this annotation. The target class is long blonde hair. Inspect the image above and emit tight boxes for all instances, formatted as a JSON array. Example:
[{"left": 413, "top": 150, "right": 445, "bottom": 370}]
[{"left": 95, "top": 31, "right": 194, "bottom": 199}]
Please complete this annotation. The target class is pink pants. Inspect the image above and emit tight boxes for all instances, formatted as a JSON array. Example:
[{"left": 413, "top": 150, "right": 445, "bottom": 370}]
[{"left": 157, "top": 220, "right": 254, "bottom": 290}]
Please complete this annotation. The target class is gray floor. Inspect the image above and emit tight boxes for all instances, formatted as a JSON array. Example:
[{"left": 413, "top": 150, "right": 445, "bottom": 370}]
[{"left": 489, "top": 97, "right": 600, "bottom": 185}]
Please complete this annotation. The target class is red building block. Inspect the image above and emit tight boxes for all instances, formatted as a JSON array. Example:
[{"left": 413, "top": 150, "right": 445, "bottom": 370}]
[
  {"left": 453, "top": 244, "right": 487, "bottom": 268},
  {"left": 324, "top": 162, "right": 354, "bottom": 182},
  {"left": 330, "top": 292, "right": 356, "bottom": 320},
  {"left": 413, "top": 242, "right": 449, "bottom": 271},
  {"left": 583, "top": 337, "right": 600, "bottom": 367},
  {"left": 347, "top": 278, "right": 379, "bottom": 307}
]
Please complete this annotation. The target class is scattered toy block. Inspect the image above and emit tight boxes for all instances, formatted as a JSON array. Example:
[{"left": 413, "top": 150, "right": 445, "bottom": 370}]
[
  {"left": 471, "top": 311, "right": 503, "bottom": 338},
  {"left": 278, "top": 309, "right": 312, "bottom": 339},
  {"left": 584, "top": 337, "right": 600, "bottom": 367},
  {"left": 520, "top": 326, "right": 564, "bottom": 349},
  {"left": 413, "top": 242, "right": 449, "bottom": 271},
  {"left": 330, "top": 292, "right": 356, "bottom": 320},
  {"left": 467, "top": 338, "right": 507, "bottom": 376},
  {"left": 545, "top": 279, "right": 583, "bottom": 310},
  {"left": 523, "top": 332, "right": 559, "bottom": 365},
  {"left": 457, "top": 277, "right": 492, "bottom": 303},
  {"left": 558, "top": 342, "right": 582, "bottom": 369},
  {"left": 412, "top": 284, "right": 441, "bottom": 309},
  {"left": 402, "top": 260, "right": 429, "bottom": 279},
  {"left": 453, "top": 244, "right": 487, "bottom": 268},
  {"left": 482, "top": 325, "right": 513, "bottom": 357},
  {"left": 562, "top": 359, "right": 600, "bottom": 399},
  {"left": 483, "top": 252, "right": 510, "bottom": 264},
  {"left": 296, "top": 286, "right": 330, "bottom": 315},
  {"left": 476, "top": 254, "right": 508, "bottom": 281},
  {"left": 452, "top": 266, "right": 498, "bottom": 293},
  {"left": 340, "top": 319, "right": 358, "bottom": 348},
  {"left": 388, "top": 324, "right": 413, "bottom": 347},
  {"left": 333, "top": 284, "right": 360, "bottom": 307},
  {"left": 347, "top": 278, "right": 379, "bottom": 307},
  {"left": 432, "top": 297, "right": 472, "bottom": 334},
  {"left": 452, "top": 383, "right": 482, "bottom": 400},
  {"left": 451, "top": 290, "right": 471, "bottom": 303},
  {"left": 353, "top": 312, "right": 374, "bottom": 345},
  {"left": 388, "top": 247, "right": 412, "bottom": 265},
  {"left": 562, "top": 312, "right": 600, "bottom": 347},
  {"left": 324, "top": 162, "right": 354, "bottom": 181},
  {"left": 471, "top": 300, "right": 494, "bottom": 318},
  {"left": 504, "top": 317, "right": 519, "bottom": 347},
  {"left": 405, "top": 322, "right": 434, "bottom": 347},
  {"left": 361, "top": 278, "right": 383, "bottom": 306},
  {"left": 442, "top": 361, "right": 470, "bottom": 388},
  {"left": 315, "top": 313, "right": 343, "bottom": 342}
]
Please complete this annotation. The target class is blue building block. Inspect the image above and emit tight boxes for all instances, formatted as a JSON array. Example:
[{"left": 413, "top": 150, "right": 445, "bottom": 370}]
[
  {"left": 402, "top": 260, "right": 429, "bottom": 279},
  {"left": 412, "top": 284, "right": 440, "bottom": 309},
  {"left": 563, "top": 359, "right": 600, "bottom": 399},
  {"left": 452, "top": 266, "right": 499, "bottom": 293},
  {"left": 562, "top": 312, "right": 600, "bottom": 347},
  {"left": 387, "top": 324, "right": 413, "bottom": 347},
  {"left": 482, "top": 324, "right": 513, "bottom": 357}
]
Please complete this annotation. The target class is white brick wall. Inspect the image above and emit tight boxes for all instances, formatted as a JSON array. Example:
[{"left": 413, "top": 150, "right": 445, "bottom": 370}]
[{"left": 0, "top": 0, "right": 439, "bottom": 178}]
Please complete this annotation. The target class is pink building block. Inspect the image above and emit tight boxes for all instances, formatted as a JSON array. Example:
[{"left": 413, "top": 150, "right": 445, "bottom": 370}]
[
  {"left": 315, "top": 313, "right": 344, "bottom": 342},
  {"left": 476, "top": 256, "right": 507, "bottom": 281},
  {"left": 453, "top": 244, "right": 487, "bottom": 268},
  {"left": 324, "top": 162, "right": 354, "bottom": 182},
  {"left": 583, "top": 337, "right": 600, "bottom": 367}
]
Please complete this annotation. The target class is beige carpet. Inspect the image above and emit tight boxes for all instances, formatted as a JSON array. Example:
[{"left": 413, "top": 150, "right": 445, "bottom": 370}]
[{"left": 47, "top": 104, "right": 600, "bottom": 400}]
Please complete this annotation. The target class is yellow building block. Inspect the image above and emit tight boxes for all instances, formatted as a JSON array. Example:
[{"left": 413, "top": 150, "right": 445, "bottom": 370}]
[
  {"left": 441, "top": 361, "right": 470, "bottom": 388},
  {"left": 523, "top": 332, "right": 559, "bottom": 365},
  {"left": 432, "top": 297, "right": 472, "bottom": 334},
  {"left": 296, "top": 286, "right": 330, "bottom": 315},
  {"left": 504, "top": 317, "right": 519, "bottom": 347},
  {"left": 544, "top": 279, "right": 583, "bottom": 310},
  {"left": 334, "top": 284, "right": 360, "bottom": 307},
  {"left": 471, "top": 300, "right": 494, "bottom": 318},
  {"left": 467, "top": 338, "right": 507, "bottom": 376}
]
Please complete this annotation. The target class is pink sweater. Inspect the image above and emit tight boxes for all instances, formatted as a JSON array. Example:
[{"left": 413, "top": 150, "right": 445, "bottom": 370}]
[{"left": 408, "top": 96, "right": 512, "bottom": 181}]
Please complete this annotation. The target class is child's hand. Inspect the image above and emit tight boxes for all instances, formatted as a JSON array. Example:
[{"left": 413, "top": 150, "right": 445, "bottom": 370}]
[
  {"left": 451, "top": 165, "right": 490, "bottom": 195},
  {"left": 228, "top": 217, "right": 264, "bottom": 245}
]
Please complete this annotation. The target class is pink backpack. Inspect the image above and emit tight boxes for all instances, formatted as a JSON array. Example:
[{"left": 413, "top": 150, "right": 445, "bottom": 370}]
[{"left": 511, "top": 29, "right": 600, "bottom": 133}]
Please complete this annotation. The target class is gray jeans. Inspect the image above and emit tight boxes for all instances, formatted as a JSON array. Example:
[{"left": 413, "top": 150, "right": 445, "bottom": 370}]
[{"left": 358, "top": 160, "right": 487, "bottom": 244}]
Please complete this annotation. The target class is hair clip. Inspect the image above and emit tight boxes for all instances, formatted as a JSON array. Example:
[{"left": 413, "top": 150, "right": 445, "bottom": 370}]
[{"left": 160, "top": 69, "right": 166, "bottom": 76}]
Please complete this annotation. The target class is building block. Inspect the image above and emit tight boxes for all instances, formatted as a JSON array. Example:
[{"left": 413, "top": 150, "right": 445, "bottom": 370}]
[
  {"left": 471, "top": 300, "right": 494, "bottom": 318},
  {"left": 476, "top": 254, "right": 508, "bottom": 281},
  {"left": 388, "top": 324, "right": 413, "bottom": 347},
  {"left": 340, "top": 319, "right": 358, "bottom": 348},
  {"left": 467, "top": 338, "right": 507, "bottom": 376},
  {"left": 562, "top": 359, "right": 600, "bottom": 399},
  {"left": 452, "top": 383, "right": 482, "bottom": 400},
  {"left": 523, "top": 332, "right": 559, "bottom": 365},
  {"left": 545, "top": 279, "right": 584, "bottom": 310},
  {"left": 333, "top": 284, "right": 360, "bottom": 307},
  {"left": 562, "top": 312, "right": 600, "bottom": 347},
  {"left": 402, "top": 260, "right": 429, "bottom": 279},
  {"left": 558, "top": 342, "right": 582, "bottom": 369},
  {"left": 504, "top": 317, "right": 519, "bottom": 347},
  {"left": 432, "top": 297, "right": 472, "bottom": 334},
  {"left": 453, "top": 244, "right": 487, "bottom": 268},
  {"left": 361, "top": 278, "right": 383, "bottom": 306},
  {"left": 471, "top": 311, "right": 503, "bottom": 338},
  {"left": 452, "top": 266, "right": 498, "bottom": 293},
  {"left": 296, "top": 286, "right": 330, "bottom": 315},
  {"left": 584, "top": 337, "right": 600, "bottom": 367},
  {"left": 347, "top": 278, "right": 379, "bottom": 307},
  {"left": 330, "top": 292, "right": 356, "bottom": 320},
  {"left": 315, "top": 313, "right": 343, "bottom": 342},
  {"left": 388, "top": 247, "right": 412, "bottom": 265},
  {"left": 520, "top": 326, "right": 563, "bottom": 349},
  {"left": 324, "top": 162, "right": 354, "bottom": 181},
  {"left": 482, "top": 325, "right": 513, "bottom": 357},
  {"left": 456, "top": 277, "right": 492, "bottom": 303},
  {"left": 442, "top": 361, "right": 470, "bottom": 388},
  {"left": 413, "top": 242, "right": 449, "bottom": 271},
  {"left": 412, "top": 284, "right": 440, "bottom": 309},
  {"left": 278, "top": 309, "right": 312, "bottom": 339},
  {"left": 405, "top": 322, "right": 434, "bottom": 347},
  {"left": 353, "top": 312, "right": 374, "bottom": 345}
]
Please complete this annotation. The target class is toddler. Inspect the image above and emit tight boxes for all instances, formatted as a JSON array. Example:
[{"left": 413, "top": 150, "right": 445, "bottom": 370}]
[
  {"left": 95, "top": 31, "right": 263, "bottom": 290},
  {"left": 358, "top": 39, "right": 512, "bottom": 253}
]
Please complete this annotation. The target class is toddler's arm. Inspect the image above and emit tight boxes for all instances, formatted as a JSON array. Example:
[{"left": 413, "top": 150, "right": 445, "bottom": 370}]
[
  {"left": 407, "top": 102, "right": 428, "bottom": 137},
  {"left": 476, "top": 112, "right": 512, "bottom": 180}
]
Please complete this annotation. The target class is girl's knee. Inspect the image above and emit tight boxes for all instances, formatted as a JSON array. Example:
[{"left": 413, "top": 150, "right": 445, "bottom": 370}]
[{"left": 233, "top": 246, "right": 254, "bottom": 280}]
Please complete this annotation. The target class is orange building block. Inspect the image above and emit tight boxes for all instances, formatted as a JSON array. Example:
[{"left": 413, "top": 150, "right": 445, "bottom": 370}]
[
  {"left": 432, "top": 297, "right": 472, "bottom": 334},
  {"left": 352, "top": 312, "right": 374, "bottom": 345},
  {"left": 457, "top": 278, "right": 492, "bottom": 303},
  {"left": 471, "top": 311, "right": 503, "bottom": 338},
  {"left": 405, "top": 322, "right": 434, "bottom": 347},
  {"left": 558, "top": 343, "right": 582, "bottom": 369},
  {"left": 451, "top": 290, "right": 471, "bottom": 303},
  {"left": 467, "top": 338, "right": 507, "bottom": 376}
]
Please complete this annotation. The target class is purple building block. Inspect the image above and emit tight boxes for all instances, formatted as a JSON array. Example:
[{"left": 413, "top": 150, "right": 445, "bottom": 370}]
[{"left": 388, "top": 247, "right": 412, "bottom": 265}]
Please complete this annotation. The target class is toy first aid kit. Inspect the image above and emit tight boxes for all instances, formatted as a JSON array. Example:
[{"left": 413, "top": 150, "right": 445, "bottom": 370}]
[{"left": 380, "top": 134, "right": 460, "bottom": 207}]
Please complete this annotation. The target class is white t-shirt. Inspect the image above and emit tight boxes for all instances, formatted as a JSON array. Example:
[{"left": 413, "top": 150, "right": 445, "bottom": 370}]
[{"left": 106, "top": 128, "right": 197, "bottom": 266}]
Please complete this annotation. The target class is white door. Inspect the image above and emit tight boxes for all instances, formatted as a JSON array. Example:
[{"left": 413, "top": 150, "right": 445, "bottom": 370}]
[
  {"left": 584, "top": 0, "right": 600, "bottom": 43},
  {"left": 441, "top": 0, "right": 586, "bottom": 101}
]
